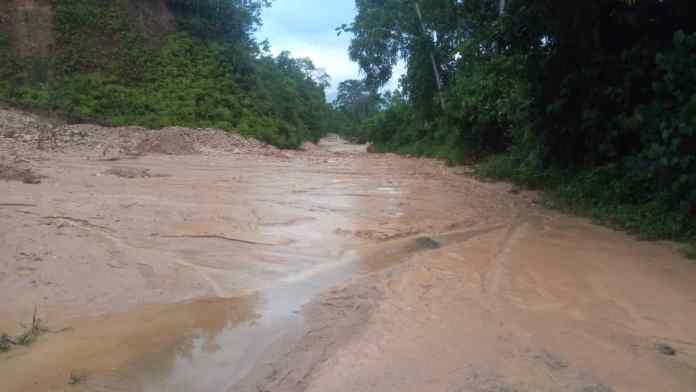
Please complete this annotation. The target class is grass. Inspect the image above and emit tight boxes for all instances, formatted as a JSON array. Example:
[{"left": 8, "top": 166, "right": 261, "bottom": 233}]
[
  {"left": 0, "top": 333, "right": 12, "bottom": 352},
  {"left": 367, "top": 145, "right": 696, "bottom": 258},
  {"left": 0, "top": 307, "right": 48, "bottom": 354},
  {"left": 682, "top": 242, "right": 696, "bottom": 261},
  {"left": 16, "top": 307, "right": 48, "bottom": 346},
  {"left": 370, "top": 141, "right": 476, "bottom": 166},
  {"left": 475, "top": 153, "right": 696, "bottom": 258},
  {"left": 68, "top": 370, "right": 86, "bottom": 385}
]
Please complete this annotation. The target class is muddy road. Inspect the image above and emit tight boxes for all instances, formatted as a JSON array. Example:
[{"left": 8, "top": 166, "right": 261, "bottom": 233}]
[{"left": 1, "top": 130, "right": 696, "bottom": 391}]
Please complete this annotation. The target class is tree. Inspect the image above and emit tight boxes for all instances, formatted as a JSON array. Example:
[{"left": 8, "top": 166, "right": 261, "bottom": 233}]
[
  {"left": 341, "top": 0, "right": 461, "bottom": 121},
  {"left": 335, "top": 79, "right": 381, "bottom": 120}
]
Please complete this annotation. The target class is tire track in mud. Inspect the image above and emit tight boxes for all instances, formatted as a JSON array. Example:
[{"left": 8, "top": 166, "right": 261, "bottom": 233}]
[
  {"left": 241, "top": 223, "right": 530, "bottom": 392},
  {"left": 481, "top": 220, "right": 530, "bottom": 297}
]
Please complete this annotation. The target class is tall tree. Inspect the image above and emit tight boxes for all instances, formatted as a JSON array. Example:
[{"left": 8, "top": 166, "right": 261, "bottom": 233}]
[
  {"left": 341, "top": 0, "right": 461, "bottom": 120},
  {"left": 335, "top": 79, "right": 381, "bottom": 120}
]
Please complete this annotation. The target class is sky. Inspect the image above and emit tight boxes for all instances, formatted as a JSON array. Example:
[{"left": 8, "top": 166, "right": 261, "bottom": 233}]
[{"left": 255, "top": 0, "right": 402, "bottom": 101}]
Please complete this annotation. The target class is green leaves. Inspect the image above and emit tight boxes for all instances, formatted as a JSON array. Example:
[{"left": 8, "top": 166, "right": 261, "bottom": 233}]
[
  {"left": 0, "top": 1, "right": 331, "bottom": 149},
  {"left": 354, "top": 0, "right": 696, "bottom": 242}
]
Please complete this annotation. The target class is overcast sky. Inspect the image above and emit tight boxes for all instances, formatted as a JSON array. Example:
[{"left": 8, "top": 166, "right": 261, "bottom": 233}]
[{"left": 255, "top": 0, "right": 402, "bottom": 101}]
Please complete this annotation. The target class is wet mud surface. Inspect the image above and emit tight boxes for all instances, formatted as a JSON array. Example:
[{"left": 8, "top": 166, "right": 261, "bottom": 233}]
[{"left": 1, "top": 135, "right": 695, "bottom": 391}]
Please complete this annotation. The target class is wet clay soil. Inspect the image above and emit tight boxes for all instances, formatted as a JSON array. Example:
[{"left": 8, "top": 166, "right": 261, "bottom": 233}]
[{"left": 1, "top": 136, "right": 695, "bottom": 391}]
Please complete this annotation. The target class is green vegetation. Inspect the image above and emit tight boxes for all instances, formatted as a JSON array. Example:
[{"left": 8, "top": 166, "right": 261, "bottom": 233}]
[
  {"left": 68, "top": 371, "right": 86, "bottom": 385},
  {"left": 2, "top": 1, "right": 694, "bottom": 247},
  {"left": 0, "top": 308, "right": 47, "bottom": 353},
  {"left": 0, "top": 333, "right": 12, "bottom": 352},
  {"left": 0, "top": 0, "right": 335, "bottom": 148},
  {"left": 340, "top": 0, "right": 696, "bottom": 247},
  {"left": 331, "top": 79, "right": 383, "bottom": 143},
  {"left": 477, "top": 154, "right": 694, "bottom": 241},
  {"left": 683, "top": 243, "right": 696, "bottom": 261}
]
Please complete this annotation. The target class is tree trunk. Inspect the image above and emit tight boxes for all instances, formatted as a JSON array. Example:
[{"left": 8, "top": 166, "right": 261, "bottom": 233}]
[{"left": 413, "top": 2, "right": 446, "bottom": 111}]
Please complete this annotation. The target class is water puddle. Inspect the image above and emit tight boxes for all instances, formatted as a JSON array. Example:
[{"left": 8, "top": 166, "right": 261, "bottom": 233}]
[
  {"left": 109, "top": 234, "right": 445, "bottom": 391},
  {"left": 2, "top": 227, "right": 454, "bottom": 392},
  {"left": 117, "top": 254, "right": 360, "bottom": 392},
  {"left": 3, "top": 137, "right": 515, "bottom": 391}
]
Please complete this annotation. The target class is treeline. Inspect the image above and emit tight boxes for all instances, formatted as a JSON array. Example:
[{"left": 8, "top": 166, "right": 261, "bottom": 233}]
[
  {"left": 339, "top": 0, "right": 696, "bottom": 244},
  {"left": 0, "top": 0, "right": 334, "bottom": 148}
]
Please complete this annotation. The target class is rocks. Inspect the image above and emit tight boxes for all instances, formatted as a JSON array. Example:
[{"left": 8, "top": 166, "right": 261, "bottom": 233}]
[
  {"left": 134, "top": 129, "right": 198, "bottom": 155},
  {"left": 301, "top": 141, "right": 320, "bottom": 151},
  {"left": 656, "top": 343, "right": 677, "bottom": 356},
  {"left": 0, "top": 108, "right": 276, "bottom": 159},
  {"left": 103, "top": 167, "right": 165, "bottom": 179},
  {"left": 414, "top": 236, "right": 441, "bottom": 250},
  {"left": 0, "top": 161, "right": 44, "bottom": 184}
]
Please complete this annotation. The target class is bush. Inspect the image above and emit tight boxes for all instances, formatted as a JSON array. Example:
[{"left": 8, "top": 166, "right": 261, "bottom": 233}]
[
  {"left": 445, "top": 43, "right": 530, "bottom": 155},
  {"left": 632, "top": 31, "right": 696, "bottom": 219},
  {"left": 0, "top": 1, "right": 334, "bottom": 149}
]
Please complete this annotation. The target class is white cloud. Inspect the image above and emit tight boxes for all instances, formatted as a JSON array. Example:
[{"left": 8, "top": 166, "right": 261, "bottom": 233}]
[
  {"left": 255, "top": 0, "right": 404, "bottom": 101},
  {"left": 266, "top": 39, "right": 361, "bottom": 98}
]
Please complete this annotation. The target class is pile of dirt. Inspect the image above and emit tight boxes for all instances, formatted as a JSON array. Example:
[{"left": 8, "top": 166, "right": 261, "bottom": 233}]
[
  {"left": 192, "top": 129, "right": 264, "bottom": 152},
  {"left": 133, "top": 128, "right": 198, "bottom": 155},
  {"left": 0, "top": 109, "right": 49, "bottom": 130},
  {"left": 300, "top": 141, "right": 321, "bottom": 151},
  {"left": 0, "top": 108, "right": 276, "bottom": 159}
]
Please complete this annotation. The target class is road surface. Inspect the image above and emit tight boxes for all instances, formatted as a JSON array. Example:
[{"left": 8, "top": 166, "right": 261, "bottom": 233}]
[{"left": 1, "top": 133, "right": 695, "bottom": 391}]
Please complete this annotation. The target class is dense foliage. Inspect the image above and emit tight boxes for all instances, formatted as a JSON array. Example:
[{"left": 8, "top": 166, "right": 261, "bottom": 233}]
[
  {"left": 0, "top": 0, "right": 333, "bottom": 148},
  {"left": 331, "top": 79, "right": 383, "bottom": 143},
  {"left": 343, "top": 0, "right": 696, "bottom": 244}
]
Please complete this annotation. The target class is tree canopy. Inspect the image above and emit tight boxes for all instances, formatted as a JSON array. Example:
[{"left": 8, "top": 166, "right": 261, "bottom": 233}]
[
  {"left": 0, "top": 0, "right": 334, "bottom": 148},
  {"left": 341, "top": 0, "right": 696, "bottom": 242}
]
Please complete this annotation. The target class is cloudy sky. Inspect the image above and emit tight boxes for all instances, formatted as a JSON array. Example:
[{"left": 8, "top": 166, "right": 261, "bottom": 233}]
[{"left": 255, "top": 0, "right": 402, "bottom": 101}]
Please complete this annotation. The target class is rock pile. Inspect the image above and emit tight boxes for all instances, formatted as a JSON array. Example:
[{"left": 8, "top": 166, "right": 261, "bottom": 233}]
[{"left": 0, "top": 108, "right": 277, "bottom": 159}]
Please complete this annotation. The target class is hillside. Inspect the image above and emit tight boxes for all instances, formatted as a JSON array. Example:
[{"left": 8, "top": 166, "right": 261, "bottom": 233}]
[{"left": 0, "top": 0, "right": 339, "bottom": 148}]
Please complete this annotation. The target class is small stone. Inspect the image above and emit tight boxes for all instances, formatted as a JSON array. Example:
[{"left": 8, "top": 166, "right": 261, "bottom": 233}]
[
  {"left": 657, "top": 343, "right": 677, "bottom": 356},
  {"left": 415, "top": 237, "right": 441, "bottom": 249}
]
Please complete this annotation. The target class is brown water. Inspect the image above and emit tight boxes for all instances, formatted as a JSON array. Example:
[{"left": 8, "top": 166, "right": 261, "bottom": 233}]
[{"left": 1, "top": 136, "right": 695, "bottom": 391}]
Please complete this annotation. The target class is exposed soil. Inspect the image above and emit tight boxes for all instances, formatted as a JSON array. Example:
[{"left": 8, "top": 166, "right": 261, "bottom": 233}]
[
  {"left": 1, "top": 110, "right": 695, "bottom": 392},
  {"left": 133, "top": 129, "right": 199, "bottom": 155},
  {"left": 102, "top": 167, "right": 164, "bottom": 179},
  {"left": 0, "top": 160, "right": 44, "bottom": 184},
  {"left": 0, "top": 108, "right": 277, "bottom": 160}
]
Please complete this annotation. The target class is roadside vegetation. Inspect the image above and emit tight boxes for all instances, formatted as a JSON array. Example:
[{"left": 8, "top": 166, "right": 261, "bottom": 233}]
[
  {"left": 1, "top": 1, "right": 694, "bottom": 248},
  {"left": 336, "top": 0, "right": 696, "bottom": 247},
  {"left": 0, "top": 308, "right": 47, "bottom": 353},
  {"left": 0, "top": 0, "right": 340, "bottom": 149}
]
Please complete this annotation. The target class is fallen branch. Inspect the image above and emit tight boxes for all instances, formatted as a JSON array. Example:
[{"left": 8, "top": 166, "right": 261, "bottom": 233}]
[
  {"left": 2, "top": 306, "right": 47, "bottom": 353},
  {"left": 0, "top": 203, "right": 37, "bottom": 207},
  {"left": 42, "top": 216, "right": 115, "bottom": 233},
  {"left": 160, "top": 234, "right": 277, "bottom": 246}
]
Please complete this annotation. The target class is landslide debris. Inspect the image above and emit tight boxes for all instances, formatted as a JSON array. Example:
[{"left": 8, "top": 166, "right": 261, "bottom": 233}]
[{"left": 0, "top": 108, "right": 275, "bottom": 159}]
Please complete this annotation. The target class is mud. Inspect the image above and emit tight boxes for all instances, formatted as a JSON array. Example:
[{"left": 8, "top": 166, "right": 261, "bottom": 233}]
[
  {"left": 268, "top": 216, "right": 696, "bottom": 392},
  {"left": 1, "top": 116, "right": 695, "bottom": 391},
  {"left": 133, "top": 129, "right": 199, "bottom": 155},
  {"left": 0, "top": 160, "right": 44, "bottom": 184},
  {"left": 103, "top": 167, "right": 166, "bottom": 179}
]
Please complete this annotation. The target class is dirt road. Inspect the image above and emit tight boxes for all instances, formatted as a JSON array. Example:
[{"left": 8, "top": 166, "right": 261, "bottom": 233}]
[{"left": 1, "top": 122, "right": 695, "bottom": 391}]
